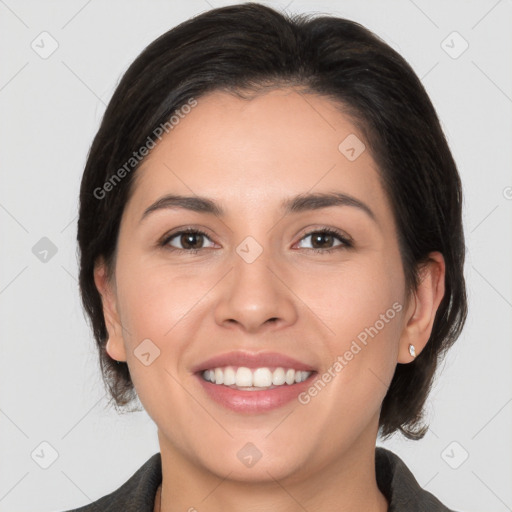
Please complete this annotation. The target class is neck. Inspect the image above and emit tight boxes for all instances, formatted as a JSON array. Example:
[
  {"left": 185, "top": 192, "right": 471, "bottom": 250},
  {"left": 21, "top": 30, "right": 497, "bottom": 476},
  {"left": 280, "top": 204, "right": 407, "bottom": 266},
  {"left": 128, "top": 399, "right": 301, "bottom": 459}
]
[{"left": 156, "top": 429, "right": 388, "bottom": 512}]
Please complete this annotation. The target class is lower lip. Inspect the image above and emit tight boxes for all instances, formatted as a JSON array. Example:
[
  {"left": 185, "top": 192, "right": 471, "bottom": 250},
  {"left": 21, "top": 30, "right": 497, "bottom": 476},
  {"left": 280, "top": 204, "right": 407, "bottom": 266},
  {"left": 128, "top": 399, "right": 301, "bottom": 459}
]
[{"left": 195, "top": 373, "right": 316, "bottom": 413}]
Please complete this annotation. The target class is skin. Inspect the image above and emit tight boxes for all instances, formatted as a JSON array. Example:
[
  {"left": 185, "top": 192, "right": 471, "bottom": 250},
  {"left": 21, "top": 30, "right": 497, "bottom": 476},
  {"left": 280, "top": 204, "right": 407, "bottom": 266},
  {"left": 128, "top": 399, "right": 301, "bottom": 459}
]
[{"left": 94, "top": 88, "right": 445, "bottom": 512}]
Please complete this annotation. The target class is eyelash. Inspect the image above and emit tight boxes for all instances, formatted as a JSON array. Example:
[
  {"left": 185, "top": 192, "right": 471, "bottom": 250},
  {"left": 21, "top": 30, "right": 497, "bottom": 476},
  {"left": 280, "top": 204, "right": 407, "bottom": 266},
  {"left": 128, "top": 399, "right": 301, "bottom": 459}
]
[{"left": 159, "top": 227, "right": 353, "bottom": 255}]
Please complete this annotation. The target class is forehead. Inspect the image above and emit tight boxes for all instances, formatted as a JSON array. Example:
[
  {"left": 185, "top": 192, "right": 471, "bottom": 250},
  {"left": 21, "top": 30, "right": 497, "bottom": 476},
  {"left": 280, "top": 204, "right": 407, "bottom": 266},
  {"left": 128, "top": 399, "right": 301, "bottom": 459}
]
[{"left": 126, "top": 88, "right": 389, "bottom": 223}]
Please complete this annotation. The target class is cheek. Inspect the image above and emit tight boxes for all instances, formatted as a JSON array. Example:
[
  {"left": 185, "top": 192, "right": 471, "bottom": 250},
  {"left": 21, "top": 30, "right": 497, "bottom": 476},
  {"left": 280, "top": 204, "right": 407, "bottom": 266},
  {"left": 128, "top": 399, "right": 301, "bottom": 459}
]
[
  {"left": 113, "top": 264, "right": 207, "bottom": 429},
  {"left": 294, "top": 252, "right": 405, "bottom": 343},
  {"left": 111, "top": 262, "right": 201, "bottom": 413},
  {"left": 299, "top": 297, "right": 402, "bottom": 453},
  {"left": 116, "top": 260, "right": 203, "bottom": 342},
  {"left": 297, "top": 254, "right": 404, "bottom": 412}
]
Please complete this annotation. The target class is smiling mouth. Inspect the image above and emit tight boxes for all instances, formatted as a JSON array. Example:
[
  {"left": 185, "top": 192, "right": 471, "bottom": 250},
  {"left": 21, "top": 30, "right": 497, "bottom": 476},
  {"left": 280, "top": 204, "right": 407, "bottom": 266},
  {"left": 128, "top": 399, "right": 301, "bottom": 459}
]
[{"left": 199, "top": 365, "right": 314, "bottom": 391}]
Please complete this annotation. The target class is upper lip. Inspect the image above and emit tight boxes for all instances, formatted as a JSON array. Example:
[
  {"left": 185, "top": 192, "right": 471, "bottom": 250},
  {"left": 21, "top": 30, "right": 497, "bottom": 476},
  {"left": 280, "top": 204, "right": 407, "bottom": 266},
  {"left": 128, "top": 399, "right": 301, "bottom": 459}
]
[{"left": 191, "top": 351, "right": 317, "bottom": 373}]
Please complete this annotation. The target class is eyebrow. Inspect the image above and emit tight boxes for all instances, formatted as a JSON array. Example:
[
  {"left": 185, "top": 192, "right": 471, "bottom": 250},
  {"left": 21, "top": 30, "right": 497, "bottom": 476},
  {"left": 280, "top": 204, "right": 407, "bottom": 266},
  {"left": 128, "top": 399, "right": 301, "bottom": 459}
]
[{"left": 140, "top": 191, "right": 376, "bottom": 223}]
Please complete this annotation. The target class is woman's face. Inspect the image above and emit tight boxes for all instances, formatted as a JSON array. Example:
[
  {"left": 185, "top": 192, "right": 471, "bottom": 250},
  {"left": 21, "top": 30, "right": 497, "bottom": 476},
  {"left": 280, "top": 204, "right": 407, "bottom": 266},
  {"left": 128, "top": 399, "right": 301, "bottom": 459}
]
[{"left": 99, "top": 88, "right": 414, "bottom": 481}]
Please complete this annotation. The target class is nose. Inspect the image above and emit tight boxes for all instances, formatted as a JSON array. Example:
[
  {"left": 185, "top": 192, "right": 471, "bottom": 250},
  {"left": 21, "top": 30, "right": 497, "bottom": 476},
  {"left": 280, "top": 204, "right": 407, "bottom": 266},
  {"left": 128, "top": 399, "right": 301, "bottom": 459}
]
[{"left": 213, "top": 244, "right": 298, "bottom": 334}]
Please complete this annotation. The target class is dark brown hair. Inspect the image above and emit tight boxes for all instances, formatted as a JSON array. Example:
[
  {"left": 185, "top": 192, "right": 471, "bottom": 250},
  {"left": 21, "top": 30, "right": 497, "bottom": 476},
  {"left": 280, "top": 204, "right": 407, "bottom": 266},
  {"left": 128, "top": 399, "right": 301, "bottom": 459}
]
[{"left": 77, "top": 3, "right": 467, "bottom": 440}]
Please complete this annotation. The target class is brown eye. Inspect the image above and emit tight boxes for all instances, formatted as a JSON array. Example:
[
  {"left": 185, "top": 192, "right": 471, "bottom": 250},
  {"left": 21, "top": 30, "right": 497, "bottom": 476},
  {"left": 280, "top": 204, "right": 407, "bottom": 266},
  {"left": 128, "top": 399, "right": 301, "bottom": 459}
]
[
  {"left": 179, "top": 232, "right": 205, "bottom": 250},
  {"left": 310, "top": 232, "right": 337, "bottom": 249},
  {"left": 161, "top": 229, "right": 215, "bottom": 252},
  {"left": 296, "top": 228, "right": 352, "bottom": 253}
]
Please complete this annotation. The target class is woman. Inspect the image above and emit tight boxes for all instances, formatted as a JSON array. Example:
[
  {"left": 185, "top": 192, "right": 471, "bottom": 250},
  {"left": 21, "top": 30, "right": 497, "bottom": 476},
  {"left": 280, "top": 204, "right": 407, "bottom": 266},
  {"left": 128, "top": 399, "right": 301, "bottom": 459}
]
[{"left": 67, "top": 3, "right": 467, "bottom": 511}]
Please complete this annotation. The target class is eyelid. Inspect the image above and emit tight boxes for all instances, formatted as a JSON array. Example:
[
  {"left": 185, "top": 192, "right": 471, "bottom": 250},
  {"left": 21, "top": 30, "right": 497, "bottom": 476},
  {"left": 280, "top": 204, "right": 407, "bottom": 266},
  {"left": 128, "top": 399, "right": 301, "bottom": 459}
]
[
  {"left": 294, "top": 225, "right": 353, "bottom": 245},
  {"left": 159, "top": 227, "right": 215, "bottom": 250}
]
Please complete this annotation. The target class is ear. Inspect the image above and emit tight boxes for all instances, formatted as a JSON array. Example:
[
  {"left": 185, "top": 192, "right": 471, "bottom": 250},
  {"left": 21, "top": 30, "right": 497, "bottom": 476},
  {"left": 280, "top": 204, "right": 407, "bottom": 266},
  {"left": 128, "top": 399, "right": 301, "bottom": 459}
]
[
  {"left": 93, "top": 257, "right": 127, "bottom": 363},
  {"left": 397, "top": 251, "right": 446, "bottom": 363}
]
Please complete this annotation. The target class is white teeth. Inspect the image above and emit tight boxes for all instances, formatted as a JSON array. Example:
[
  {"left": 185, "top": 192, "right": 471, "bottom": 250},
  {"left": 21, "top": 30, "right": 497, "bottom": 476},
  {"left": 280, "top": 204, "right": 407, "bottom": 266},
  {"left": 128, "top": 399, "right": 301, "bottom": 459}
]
[
  {"left": 201, "top": 366, "right": 312, "bottom": 388},
  {"left": 253, "top": 368, "right": 272, "bottom": 387},
  {"left": 236, "top": 367, "right": 253, "bottom": 387},
  {"left": 285, "top": 368, "right": 295, "bottom": 385},
  {"left": 223, "top": 366, "right": 236, "bottom": 385},
  {"left": 272, "top": 367, "right": 286, "bottom": 386}
]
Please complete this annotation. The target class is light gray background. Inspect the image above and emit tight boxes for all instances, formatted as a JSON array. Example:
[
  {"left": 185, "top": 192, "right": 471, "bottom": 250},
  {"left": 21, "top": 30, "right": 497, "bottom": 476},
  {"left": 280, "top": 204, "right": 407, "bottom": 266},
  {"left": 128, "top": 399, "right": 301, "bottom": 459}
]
[{"left": 1, "top": 0, "right": 511, "bottom": 511}]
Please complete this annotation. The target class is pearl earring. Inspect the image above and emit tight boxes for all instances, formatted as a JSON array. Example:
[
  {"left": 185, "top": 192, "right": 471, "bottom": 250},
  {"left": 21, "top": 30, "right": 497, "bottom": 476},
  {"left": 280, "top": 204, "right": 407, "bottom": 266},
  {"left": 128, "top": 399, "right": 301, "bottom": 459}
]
[{"left": 408, "top": 344, "right": 416, "bottom": 358}]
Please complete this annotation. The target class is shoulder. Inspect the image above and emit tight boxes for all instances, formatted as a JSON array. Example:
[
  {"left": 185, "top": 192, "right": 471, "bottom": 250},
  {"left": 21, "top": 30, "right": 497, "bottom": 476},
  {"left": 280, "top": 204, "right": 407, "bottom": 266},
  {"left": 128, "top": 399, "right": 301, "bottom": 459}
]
[
  {"left": 55, "top": 452, "right": 162, "bottom": 512},
  {"left": 375, "top": 447, "right": 461, "bottom": 512}
]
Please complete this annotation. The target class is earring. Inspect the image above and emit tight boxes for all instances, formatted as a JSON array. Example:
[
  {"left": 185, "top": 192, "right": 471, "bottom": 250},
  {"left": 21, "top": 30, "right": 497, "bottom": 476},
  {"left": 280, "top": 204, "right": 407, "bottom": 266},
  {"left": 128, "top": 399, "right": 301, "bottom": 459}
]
[{"left": 408, "top": 344, "right": 416, "bottom": 358}]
